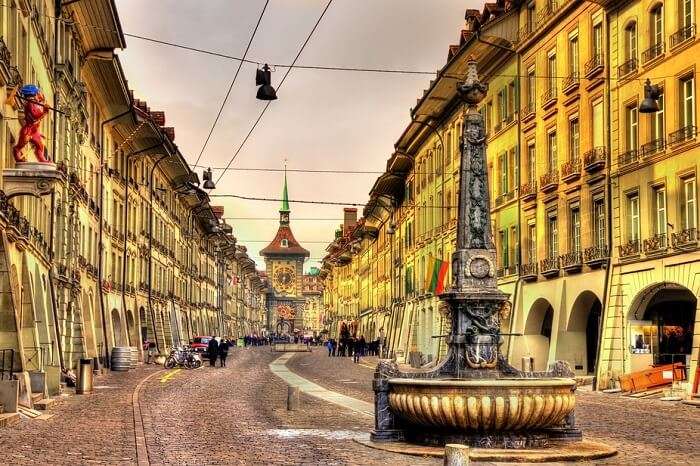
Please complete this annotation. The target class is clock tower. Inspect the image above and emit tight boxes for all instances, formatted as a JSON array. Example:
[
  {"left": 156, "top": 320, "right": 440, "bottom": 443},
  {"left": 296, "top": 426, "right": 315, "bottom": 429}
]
[{"left": 260, "top": 171, "right": 309, "bottom": 335}]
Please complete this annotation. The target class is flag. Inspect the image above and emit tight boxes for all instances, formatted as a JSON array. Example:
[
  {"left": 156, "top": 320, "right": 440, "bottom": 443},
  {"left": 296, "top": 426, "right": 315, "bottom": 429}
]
[
  {"left": 434, "top": 259, "right": 450, "bottom": 294},
  {"left": 425, "top": 255, "right": 435, "bottom": 292}
]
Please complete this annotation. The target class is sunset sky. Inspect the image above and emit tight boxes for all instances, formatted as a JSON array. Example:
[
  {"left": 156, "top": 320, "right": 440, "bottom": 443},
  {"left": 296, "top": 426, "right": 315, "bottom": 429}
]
[{"left": 116, "top": 0, "right": 473, "bottom": 270}]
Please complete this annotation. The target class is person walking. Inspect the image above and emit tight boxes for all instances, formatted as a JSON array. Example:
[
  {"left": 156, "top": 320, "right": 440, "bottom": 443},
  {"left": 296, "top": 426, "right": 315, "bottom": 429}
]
[
  {"left": 207, "top": 336, "right": 219, "bottom": 367},
  {"left": 218, "top": 338, "right": 230, "bottom": 367},
  {"left": 326, "top": 339, "right": 333, "bottom": 357}
]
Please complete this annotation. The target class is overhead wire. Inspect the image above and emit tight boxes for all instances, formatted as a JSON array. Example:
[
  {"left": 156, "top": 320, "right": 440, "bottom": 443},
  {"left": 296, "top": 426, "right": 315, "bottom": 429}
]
[
  {"left": 193, "top": 0, "right": 270, "bottom": 167},
  {"left": 214, "top": 0, "right": 335, "bottom": 184},
  {"left": 209, "top": 193, "right": 458, "bottom": 209}
]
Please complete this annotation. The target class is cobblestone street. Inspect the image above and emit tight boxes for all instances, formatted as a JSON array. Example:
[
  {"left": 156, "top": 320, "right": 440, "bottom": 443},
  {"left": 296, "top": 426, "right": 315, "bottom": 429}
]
[{"left": 0, "top": 347, "right": 698, "bottom": 465}]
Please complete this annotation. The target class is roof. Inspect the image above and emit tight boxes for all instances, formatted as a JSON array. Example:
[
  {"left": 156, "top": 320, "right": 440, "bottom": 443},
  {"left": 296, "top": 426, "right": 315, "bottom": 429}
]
[{"left": 259, "top": 225, "right": 310, "bottom": 257}]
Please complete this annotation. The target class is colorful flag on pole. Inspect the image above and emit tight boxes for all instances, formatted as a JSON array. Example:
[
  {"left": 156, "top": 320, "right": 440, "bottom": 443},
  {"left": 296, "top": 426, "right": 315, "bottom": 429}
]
[
  {"left": 425, "top": 255, "right": 435, "bottom": 292},
  {"left": 434, "top": 259, "right": 449, "bottom": 294}
]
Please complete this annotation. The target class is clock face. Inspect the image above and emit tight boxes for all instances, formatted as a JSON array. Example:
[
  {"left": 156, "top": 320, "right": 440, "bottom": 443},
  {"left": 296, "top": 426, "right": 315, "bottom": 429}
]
[
  {"left": 274, "top": 266, "right": 296, "bottom": 292},
  {"left": 469, "top": 257, "right": 491, "bottom": 279}
]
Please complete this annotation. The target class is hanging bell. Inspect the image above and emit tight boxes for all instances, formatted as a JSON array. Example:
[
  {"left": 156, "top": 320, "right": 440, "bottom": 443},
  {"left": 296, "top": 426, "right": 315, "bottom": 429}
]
[
  {"left": 203, "top": 167, "right": 216, "bottom": 189},
  {"left": 639, "top": 79, "right": 661, "bottom": 113}
]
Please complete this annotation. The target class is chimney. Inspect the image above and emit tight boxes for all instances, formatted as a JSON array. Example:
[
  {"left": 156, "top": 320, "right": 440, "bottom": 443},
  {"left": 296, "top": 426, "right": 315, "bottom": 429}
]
[{"left": 343, "top": 208, "right": 357, "bottom": 234}]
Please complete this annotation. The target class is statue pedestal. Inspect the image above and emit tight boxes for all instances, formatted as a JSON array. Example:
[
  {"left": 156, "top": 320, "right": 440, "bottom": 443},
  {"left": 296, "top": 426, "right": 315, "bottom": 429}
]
[{"left": 3, "top": 162, "right": 61, "bottom": 198}]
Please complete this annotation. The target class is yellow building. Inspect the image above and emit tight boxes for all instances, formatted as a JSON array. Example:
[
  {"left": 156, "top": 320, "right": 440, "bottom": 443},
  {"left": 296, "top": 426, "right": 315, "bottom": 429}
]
[
  {"left": 597, "top": 0, "right": 700, "bottom": 391},
  {"left": 0, "top": 0, "right": 265, "bottom": 410}
]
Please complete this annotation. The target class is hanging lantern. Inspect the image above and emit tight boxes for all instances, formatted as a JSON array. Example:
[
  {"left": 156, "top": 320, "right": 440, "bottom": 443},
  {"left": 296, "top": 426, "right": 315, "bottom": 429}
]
[
  {"left": 255, "top": 64, "right": 278, "bottom": 101},
  {"left": 203, "top": 167, "right": 216, "bottom": 189},
  {"left": 639, "top": 79, "right": 661, "bottom": 114}
]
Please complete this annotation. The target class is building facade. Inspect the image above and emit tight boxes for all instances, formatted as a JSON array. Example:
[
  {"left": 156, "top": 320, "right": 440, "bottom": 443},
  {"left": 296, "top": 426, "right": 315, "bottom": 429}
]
[
  {"left": 321, "top": 0, "right": 699, "bottom": 393},
  {"left": 0, "top": 0, "right": 265, "bottom": 407}
]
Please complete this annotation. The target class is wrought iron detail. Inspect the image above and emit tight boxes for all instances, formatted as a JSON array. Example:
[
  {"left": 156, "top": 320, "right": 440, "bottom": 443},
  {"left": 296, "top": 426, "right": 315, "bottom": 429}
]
[
  {"left": 671, "top": 228, "right": 698, "bottom": 249},
  {"left": 618, "top": 239, "right": 640, "bottom": 258},
  {"left": 671, "top": 23, "right": 696, "bottom": 48},
  {"left": 643, "top": 233, "right": 667, "bottom": 254}
]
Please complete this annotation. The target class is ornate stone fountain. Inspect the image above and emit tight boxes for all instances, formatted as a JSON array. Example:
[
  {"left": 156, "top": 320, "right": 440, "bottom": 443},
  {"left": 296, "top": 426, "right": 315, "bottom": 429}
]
[{"left": 366, "top": 60, "right": 612, "bottom": 457}]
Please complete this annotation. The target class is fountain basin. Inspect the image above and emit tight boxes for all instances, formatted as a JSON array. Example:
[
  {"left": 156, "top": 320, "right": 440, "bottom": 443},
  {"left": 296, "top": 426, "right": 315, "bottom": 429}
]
[{"left": 388, "top": 377, "right": 576, "bottom": 432}]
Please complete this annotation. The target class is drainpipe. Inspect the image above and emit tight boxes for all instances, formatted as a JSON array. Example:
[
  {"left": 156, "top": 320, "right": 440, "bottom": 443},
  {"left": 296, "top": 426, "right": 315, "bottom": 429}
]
[
  {"left": 148, "top": 153, "right": 169, "bottom": 353},
  {"left": 98, "top": 108, "right": 133, "bottom": 367},
  {"left": 47, "top": 0, "right": 64, "bottom": 371},
  {"left": 593, "top": 11, "right": 614, "bottom": 391},
  {"left": 120, "top": 141, "right": 162, "bottom": 345}
]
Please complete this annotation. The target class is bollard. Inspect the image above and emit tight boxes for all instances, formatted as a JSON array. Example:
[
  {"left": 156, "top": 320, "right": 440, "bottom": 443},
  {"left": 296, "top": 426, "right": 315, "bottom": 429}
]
[
  {"left": 76, "top": 358, "right": 94, "bottom": 394},
  {"left": 444, "top": 444, "right": 470, "bottom": 466},
  {"left": 287, "top": 385, "right": 300, "bottom": 411}
]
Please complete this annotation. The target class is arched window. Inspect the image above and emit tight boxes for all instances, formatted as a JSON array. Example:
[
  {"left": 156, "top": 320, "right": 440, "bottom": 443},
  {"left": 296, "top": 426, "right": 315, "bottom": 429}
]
[{"left": 625, "top": 22, "right": 637, "bottom": 62}]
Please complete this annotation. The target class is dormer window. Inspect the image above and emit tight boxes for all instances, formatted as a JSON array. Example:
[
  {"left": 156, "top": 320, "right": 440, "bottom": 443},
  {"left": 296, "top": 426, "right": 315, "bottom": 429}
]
[{"left": 281, "top": 239, "right": 289, "bottom": 247}]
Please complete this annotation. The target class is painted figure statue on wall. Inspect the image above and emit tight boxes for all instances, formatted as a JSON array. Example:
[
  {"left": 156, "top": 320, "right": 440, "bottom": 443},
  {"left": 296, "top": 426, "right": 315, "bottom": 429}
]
[{"left": 13, "top": 84, "right": 50, "bottom": 163}]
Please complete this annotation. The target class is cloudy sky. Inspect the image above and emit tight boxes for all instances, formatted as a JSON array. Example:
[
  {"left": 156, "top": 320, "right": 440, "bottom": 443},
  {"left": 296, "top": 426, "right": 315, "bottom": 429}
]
[{"left": 116, "top": 0, "right": 473, "bottom": 270}]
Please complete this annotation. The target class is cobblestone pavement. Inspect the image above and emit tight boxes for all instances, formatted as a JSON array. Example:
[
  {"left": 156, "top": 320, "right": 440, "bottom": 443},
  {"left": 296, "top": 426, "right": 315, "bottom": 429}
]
[
  {"left": 289, "top": 348, "right": 700, "bottom": 465},
  {"left": 0, "top": 365, "right": 161, "bottom": 464}
]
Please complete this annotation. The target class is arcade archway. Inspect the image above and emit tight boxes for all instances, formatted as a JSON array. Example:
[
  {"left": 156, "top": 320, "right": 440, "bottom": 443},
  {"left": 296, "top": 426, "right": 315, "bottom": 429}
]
[
  {"left": 566, "top": 291, "right": 603, "bottom": 374},
  {"left": 523, "top": 298, "right": 554, "bottom": 371}
]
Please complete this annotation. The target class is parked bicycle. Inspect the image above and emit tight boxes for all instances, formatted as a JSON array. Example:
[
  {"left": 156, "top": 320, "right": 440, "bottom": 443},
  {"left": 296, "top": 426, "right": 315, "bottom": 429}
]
[{"left": 164, "top": 346, "right": 202, "bottom": 369}]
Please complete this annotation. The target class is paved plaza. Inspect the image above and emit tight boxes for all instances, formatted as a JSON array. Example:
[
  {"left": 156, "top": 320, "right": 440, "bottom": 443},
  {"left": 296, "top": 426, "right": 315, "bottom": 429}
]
[{"left": 0, "top": 347, "right": 698, "bottom": 465}]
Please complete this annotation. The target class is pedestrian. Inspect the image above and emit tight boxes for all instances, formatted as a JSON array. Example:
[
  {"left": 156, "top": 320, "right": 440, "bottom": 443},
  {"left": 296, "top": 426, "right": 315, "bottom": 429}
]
[
  {"left": 146, "top": 340, "right": 157, "bottom": 364},
  {"left": 219, "top": 338, "right": 230, "bottom": 367},
  {"left": 326, "top": 339, "right": 333, "bottom": 357},
  {"left": 207, "top": 336, "right": 219, "bottom": 367}
]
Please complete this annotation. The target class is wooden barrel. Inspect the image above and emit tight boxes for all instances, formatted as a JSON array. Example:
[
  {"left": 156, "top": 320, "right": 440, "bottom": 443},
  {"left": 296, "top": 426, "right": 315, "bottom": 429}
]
[
  {"left": 129, "top": 347, "right": 138, "bottom": 368},
  {"left": 110, "top": 347, "right": 131, "bottom": 372}
]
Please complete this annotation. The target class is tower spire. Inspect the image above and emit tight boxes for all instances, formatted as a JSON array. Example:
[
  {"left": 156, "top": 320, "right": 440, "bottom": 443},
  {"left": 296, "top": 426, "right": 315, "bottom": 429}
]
[{"left": 280, "top": 162, "right": 290, "bottom": 213}]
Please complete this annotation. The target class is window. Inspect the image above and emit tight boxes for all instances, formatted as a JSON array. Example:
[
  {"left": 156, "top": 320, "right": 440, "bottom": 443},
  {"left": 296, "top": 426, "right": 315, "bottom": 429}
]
[
  {"left": 592, "top": 23, "right": 603, "bottom": 61},
  {"left": 528, "top": 141, "right": 536, "bottom": 182},
  {"left": 497, "top": 90, "right": 505, "bottom": 124},
  {"left": 625, "top": 22, "right": 637, "bottom": 62},
  {"left": 681, "top": 176, "right": 697, "bottom": 230},
  {"left": 569, "top": 34, "right": 579, "bottom": 76},
  {"left": 651, "top": 91, "right": 665, "bottom": 141},
  {"left": 681, "top": 0, "right": 693, "bottom": 29},
  {"left": 547, "top": 214, "right": 558, "bottom": 259},
  {"left": 627, "top": 192, "right": 640, "bottom": 241},
  {"left": 499, "top": 230, "right": 509, "bottom": 268},
  {"left": 500, "top": 152, "right": 508, "bottom": 194},
  {"left": 547, "top": 52, "right": 557, "bottom": 96},
  {"left": 592, "top": 100, "right": 605, "bottom": 148},
  {"left": 651, "top": 5, "right": 664, "bottom": 47},
  {"left": 507, "top": 81, "right": 515, "bottom": 119},
  {"left": 528, "top": 222, "right": 537, "bottom": 263},
  {"left": 680, "top": 75, "right": 695, "bottom": 128},
  {"left": 547, "top": 131, "right": 557, "bottom": 170},
  {"left": 527, "top": 1, "right": 536, "bottom": 32},
  {"left": 510, "top": 226, "right": 519, "bottom": 266},
  {"left": 652, "top": 185, "right": 667, "bottom": 236},
  {"left": 486, "top": 101, "right": 493, "bottom": 133},
  {"left": 569, "top": 118, "right": 580, "bottom": 160},
  {"left": 626, "top": 105, "right": 638, "bottom": 151},
  {"left": 281, "top": 239, "right": 288, "bottom": 247},
  {"left": 527, "top": 66, "right": 536, "bottom": 108},
  {"left": 594, "top": 197, "right": 606, "bottom": 248},
  {"left": 570, "top": 205, "right": 581, "bottom": 253}
]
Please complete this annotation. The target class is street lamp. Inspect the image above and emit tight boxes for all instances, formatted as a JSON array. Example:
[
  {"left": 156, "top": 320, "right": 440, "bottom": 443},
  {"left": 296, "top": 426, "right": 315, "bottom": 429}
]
[
  {"left": 639, "top": 79, "right": 661, "bottom": 114},
  {"left": 255, "top": 64, "right": 278, "bottom": 101},
  {"left": 202, "top": 167, "right": 216, "bottom": 189}
]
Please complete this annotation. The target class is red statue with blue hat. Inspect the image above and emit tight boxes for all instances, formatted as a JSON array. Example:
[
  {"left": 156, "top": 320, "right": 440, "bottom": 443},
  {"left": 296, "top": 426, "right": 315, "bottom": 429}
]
[{"left": 13, "top": 84, "right": 50, "bottom": 163}]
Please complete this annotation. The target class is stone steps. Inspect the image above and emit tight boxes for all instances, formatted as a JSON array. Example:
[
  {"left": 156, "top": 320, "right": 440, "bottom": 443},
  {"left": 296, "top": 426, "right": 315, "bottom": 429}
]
[
  {"left": 0, "top": 412, "right": 20, "bottom": 427},
  {"left": 33, "top": 398, "right": 55, "bottom": 411}
]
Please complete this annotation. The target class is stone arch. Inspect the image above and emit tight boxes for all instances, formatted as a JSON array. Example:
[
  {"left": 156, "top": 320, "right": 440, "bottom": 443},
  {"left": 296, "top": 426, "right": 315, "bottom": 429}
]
[
  {"left": 562, "top": 290, "right": 603, "bottom": 374},
  {"left": 125, "top": 309, "right": 137, "bottom": 347},
  {"left": 111, "top": 309, "right": 124, "bottom": 347},
  {"left": 139, "top": 306, "right": 148, "bottom": 343},
  {"left": 521, "top": 298, "right": 554, "bottom": 371},
  {"left": 627, "top": 282, "right": 696, "bottom": 367}
]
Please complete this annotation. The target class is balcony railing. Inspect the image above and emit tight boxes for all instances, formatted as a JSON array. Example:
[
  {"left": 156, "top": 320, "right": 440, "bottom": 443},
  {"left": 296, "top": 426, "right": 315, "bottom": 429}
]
[
  {"left": 618, "top": 239, "right": 640, "bottom": 258},
  {"left": 495, "top": 190, "right": 516, "bottom": 207},
  {"left": 584, "top": 54, "right": 604, "bottom": 77},
  {"left": 668, "top": 125, "right": 697, "bottom": 145},
  {"left": 672, "top": 227, "right": 698, "bottom": 249},
  {"left": 583, "top": 147, "right": 607, "bottom": 172},
  {"left": 561, "top": 158, "right": 581, "bottom": 182},
  {"left": 642, "top": 42, "right": 665, "bottom": 63},
  {"left": 584, "top": 245, "right": 608, "bottom": 266},
  {"left": 520, "top": 180, "right": 537, "bottom": 201},
  {"left": 560, "top": 251, "right": 582, "bottom": 272},
  {"left": 520, "top": 262, "right": 538, "bottom": 281},
  {"left": 536, "top": 1, "right": 558, "bottom": 28},
  {"left": 643, "top": 233, "right": 667, "bottom": 254},
  {"left": 520, "top": 101, "right": 535, "bottom": 121},
  {"left": 562, "top": 72, "right": 580, "bottom": 93},
  {"left": 641, "top": 138, "right": 665, "bottom": 157},
  {"left": 670, "top": 23, "right": 696, "bottom": 48},
  {"left": 618, "top": 149, "right": 639, "bottom": 167},
  {"left": 618, "top": 58, "right": 638, "bottom": 78},
  {"left": 539, "top": 169, "right": 559, "bottom": 192},
  {"left": 541, "top": 87, "right": 557, "bottom": 108},
  {"left": 540, "top": 256, "right": 560, "bottom": 277}
]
